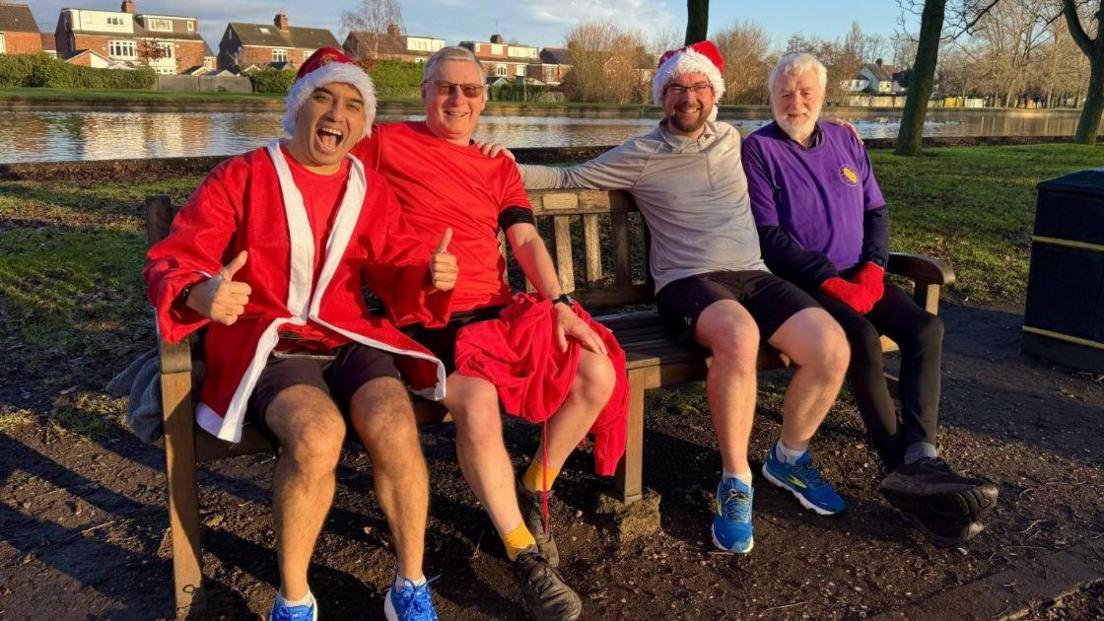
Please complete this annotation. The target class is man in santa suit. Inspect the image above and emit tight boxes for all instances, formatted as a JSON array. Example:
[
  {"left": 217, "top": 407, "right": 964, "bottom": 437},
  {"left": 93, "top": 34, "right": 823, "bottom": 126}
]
[
  {"left": 145, "top": 49, "right": 455, "bottom": 621},
  {"left": 351, "top": 46, "right": 626, "bottom": 621}
]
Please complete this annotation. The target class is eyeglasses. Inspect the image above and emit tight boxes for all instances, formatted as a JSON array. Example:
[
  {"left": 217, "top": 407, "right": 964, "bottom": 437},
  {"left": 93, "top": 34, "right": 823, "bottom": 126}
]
[
  {"left": 665, "top": 82, "right": 713, "bottom": 97},
  {"left": 425, "top": 80, "right": 485, "bottom": 98}
]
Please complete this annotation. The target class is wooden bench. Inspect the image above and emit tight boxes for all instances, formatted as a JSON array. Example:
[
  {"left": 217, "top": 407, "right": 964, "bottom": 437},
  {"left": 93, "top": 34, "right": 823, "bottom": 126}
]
[{"left": 145, "top": 188, "right": 954, "bottom": 617}]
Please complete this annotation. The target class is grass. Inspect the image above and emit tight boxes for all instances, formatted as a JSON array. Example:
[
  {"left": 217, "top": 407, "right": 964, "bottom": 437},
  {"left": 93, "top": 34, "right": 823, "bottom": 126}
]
[{"left": 869, "top": 144, "right": 1104, "bottom": 306}]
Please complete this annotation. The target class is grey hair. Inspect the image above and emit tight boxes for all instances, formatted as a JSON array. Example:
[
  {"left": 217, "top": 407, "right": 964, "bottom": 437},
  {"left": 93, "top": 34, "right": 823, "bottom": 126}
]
[
  {"left": 423, "top": 46, "right": 485, "bottom": 81},
  {"left": 768, "top": 53, "right": 828, "bottom": 92}
]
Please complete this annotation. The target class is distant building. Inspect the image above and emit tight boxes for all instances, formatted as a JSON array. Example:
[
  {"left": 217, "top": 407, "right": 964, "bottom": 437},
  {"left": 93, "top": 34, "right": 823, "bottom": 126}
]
[
  {"left": 218, "top": 13, "right": 339, "bottom": 72},
  {"left": 54, "top": 0, "right": 208, "bottom": 74},
  {"left": 40, "top": 32, "right": 57, "bottom": 58},
  {"left": 460, "top": 34, "right": 540, "bottom": 80},
  {"left": 0, "top": 2, "right": 43, "bottom": 55},
  {"left": 530, "top": 47, "right": 572, "bottom": 86},
  {"left": 343, "top": 24, "right": 443, "bottom": 63},
  {"left": 859, "top": 59, "right": 907, "bottom": 95}
]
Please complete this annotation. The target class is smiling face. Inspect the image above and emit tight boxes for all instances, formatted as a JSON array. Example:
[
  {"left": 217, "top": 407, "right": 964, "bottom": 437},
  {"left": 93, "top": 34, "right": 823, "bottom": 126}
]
[
  {"left": 422, "top": 58, "right": 486, "bottom": 146},
  {"left": 770, "top": 68, "right": 825, "bottom": 145},
  {"left": 286, "top": 81, "right": 366, "bottom": 174},
  {"left": 661, "top": 71, "right": 714, "bottom": 139}
]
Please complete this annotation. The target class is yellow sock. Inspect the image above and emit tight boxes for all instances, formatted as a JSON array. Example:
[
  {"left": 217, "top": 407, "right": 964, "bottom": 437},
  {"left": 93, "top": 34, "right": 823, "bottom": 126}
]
[
  {"left": 522, "top": 459, "right": 560, "bottom": 493},
  {"left": 501, "top": 522, "right": 537, "bottom": 561}
]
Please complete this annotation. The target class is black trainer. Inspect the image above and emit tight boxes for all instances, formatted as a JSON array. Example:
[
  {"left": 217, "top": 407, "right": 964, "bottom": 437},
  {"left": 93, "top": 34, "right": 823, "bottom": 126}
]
[
  {"left": 510, "top": 547, "right": 582, "bottom": 621},
  {"left": 879, "top": 457, "right": 999, "bottom": 521},
  {"left": 517, "top": 480, "right": 560, "bottom": 568}
]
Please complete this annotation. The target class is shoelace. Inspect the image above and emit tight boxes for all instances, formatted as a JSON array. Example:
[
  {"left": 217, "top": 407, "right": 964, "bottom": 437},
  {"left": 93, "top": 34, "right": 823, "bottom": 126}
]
[
  {"left": 394, "top": 576, "right": 439, "bottom": 620},
  {"left": 721, "top": 487, "right": 752, "bottom": 521},
  {"left": 519, "top": 553, "right": 559, "bottom": 592}
]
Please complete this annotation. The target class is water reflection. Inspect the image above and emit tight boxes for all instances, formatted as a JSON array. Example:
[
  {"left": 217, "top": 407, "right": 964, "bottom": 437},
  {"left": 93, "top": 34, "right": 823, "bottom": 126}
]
[{"left": 0, "top": 108, "right": 1097, "bottom": 164}]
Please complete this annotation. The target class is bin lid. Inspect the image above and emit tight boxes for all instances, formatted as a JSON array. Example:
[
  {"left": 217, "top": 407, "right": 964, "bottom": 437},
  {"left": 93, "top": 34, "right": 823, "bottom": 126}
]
[{"left": 1037, "top": 168, "right": 1104, "bottom": 197}]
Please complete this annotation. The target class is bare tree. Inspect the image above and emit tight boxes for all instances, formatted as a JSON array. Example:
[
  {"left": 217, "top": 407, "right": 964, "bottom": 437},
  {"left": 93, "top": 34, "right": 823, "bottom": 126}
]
[
  {"left": 713, "top": 20, "right": 771, "bottom": 104},
  {"left": 341, "top": 0, "right": 404, "bottom": 60},
  {"left": 564, "top": 22, "right": 650, "bottom": 104},
  {"left": 1062, "top": 0, "right": 1104, "bottom": 143},
  {"left": 960, "top": 0, "right": 1056, "bottom": 107}
]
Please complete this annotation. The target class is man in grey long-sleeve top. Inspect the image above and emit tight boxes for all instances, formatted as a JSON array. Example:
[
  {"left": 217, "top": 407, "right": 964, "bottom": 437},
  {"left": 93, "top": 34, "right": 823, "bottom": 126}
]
[{"left": 521, "top": 41, "right": 851, "bottom": 555}]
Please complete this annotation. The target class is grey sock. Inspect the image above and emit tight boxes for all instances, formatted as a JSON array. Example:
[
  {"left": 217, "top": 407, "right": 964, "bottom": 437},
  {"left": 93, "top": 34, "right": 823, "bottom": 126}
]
[{"left": 904, "top": 442, "right": 938, "bottom": 464}]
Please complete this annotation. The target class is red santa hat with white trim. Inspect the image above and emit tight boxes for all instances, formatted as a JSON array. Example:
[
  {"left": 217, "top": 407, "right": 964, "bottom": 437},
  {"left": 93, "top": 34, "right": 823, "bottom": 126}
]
[
  {"left": 283, "top": 47, "right": 377, "bottom": 140},
  {"left": 652, "top": 40, "right": 726, "bottom": 121}
]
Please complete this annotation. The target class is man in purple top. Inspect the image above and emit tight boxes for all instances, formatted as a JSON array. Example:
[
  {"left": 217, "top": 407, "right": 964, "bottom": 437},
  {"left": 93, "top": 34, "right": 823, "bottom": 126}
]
[{"left": 742, "top": 53, "right": 998, "bottom": 546}]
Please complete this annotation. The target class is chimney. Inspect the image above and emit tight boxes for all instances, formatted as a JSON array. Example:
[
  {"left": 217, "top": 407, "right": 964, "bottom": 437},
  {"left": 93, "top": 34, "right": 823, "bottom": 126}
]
[
  {"left": 121, "top": 0, "right": 135, "bottom": 14},
  {"left": 275, "top": 13, "right": 289, "bottom": 31},
  {"left": 386, "top": 23, "right": 400, "bottom": 37},
  {"left": 875, "top": 58, "right": 883, "bottom": 66},
  {"left": 490, "top": 34, "right": 503, "bottom": 44}
]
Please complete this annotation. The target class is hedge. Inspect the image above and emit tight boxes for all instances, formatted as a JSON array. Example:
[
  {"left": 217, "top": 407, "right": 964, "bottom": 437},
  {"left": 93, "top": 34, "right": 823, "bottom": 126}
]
[
  {"left": 370, "top": 60, "right": 422, "bottom": 99},
  {"left": 0, "top": 53, "right": 154, "bottom": 89},
  {"left": 248, "top": 68, "right": 296, "bottom": 94}
]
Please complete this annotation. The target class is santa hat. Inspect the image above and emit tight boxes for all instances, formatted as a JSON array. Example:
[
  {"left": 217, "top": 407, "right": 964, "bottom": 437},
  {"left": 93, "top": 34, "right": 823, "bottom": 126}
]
[
  {"left": 283, "top": 47, "right": 377, "bottom": 140},
  {"left": 652, "top": 41, "right": 725, "bottom": 121}
]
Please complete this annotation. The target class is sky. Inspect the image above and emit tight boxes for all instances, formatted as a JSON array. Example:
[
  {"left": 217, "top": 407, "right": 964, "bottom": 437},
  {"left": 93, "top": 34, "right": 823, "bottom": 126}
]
[{"left": 30, "top": 0, "right": 915, "bottom": 58}]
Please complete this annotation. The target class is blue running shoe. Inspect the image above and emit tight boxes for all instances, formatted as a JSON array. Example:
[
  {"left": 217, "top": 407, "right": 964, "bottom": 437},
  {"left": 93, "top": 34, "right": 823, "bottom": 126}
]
[
  {"left": 384, "top": 576, "right": 440, "bottom": 621},
  {"left": 712, "top": 477, "right": 754, "bottom": 553},
  {"left": 761, "top": 443, "right": 846, "bottom": 515},
  {"left": 269, "top": 595, "right": 317, "bottom": 621}
]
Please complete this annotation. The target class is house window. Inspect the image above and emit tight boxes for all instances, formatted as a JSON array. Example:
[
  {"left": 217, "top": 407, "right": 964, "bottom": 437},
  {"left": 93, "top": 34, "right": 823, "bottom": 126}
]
[
  {"left": 109, "top": 40, "right": 137, "bottom": 58},
  {"left": 495, "top": 64, "right": 506, "bottom": 76},
  {"left": 106, "top": 16, "right": 124, "bottom": 26},
  {"left": 158, "top": 42, "right": 174, "bottom": 58},
  {"left": 146, "top": 18, "right": 172, "bottom": 32},
  {"left": 186, "top": 21, "right": 194, "bottom": 32},
  {"left": 545, "top": 67, "right": 555, "bottom": 82},
  {"left": 491, "top": 44, "right": 503, "bottom": 55},
  {"left": 272, "top": 48, "right": 288, "bottom": 62},
  {"left": 514, "top": 64, "right": 525, "bottom": 77},
  {"left": 0, "top": 34, "right": 6, "bottom": 55},
  {"left": 300, "top": 49, "right": 314, "bottom": 61}
]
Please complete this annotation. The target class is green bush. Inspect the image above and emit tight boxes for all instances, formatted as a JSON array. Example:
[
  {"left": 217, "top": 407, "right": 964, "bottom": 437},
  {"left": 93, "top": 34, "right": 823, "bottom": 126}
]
[
  {"left": 370, "top": 60, "right": 422, "bottom": 98},
  {"left": 248, "top": 68, "right": 295, "bottom": 94},
  {"left": 0, "top": 54, "right": 154, "bottom": 89}
]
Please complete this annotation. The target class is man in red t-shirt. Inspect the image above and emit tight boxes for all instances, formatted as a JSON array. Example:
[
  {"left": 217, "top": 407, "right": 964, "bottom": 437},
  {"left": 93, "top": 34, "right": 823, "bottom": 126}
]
[
  {"left": 145, "top": 50, "right": 456, "bottom": 621},
  {"left": 351, "top": 47, "right": 620, "bottom": 621}
]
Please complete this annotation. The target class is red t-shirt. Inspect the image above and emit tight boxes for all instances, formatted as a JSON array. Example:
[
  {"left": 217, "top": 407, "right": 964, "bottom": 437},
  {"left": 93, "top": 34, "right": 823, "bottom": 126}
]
[
  {"left": 351, "top": 121, "right": 533, "bottom": 313},
  {"left": 278, "top": 145, "right": 351, "bottom": 348}
]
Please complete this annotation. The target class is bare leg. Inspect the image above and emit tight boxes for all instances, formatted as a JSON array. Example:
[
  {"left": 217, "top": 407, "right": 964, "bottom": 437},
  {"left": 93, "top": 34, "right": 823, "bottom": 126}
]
[
  {"left": 694, "top": 300, "right": 761, "bottom": 474},
  {"left": 767, "top": 307, "right": 850, "bottom": 451},
  {"left": 348, "top": 376, "right": 428, "bottom": 582},
  {"left": 531, "top": 350, "right": 616, "bottom": 471},
  {"left": 266, "top": 385, "right": 347, "bottom": 601}
]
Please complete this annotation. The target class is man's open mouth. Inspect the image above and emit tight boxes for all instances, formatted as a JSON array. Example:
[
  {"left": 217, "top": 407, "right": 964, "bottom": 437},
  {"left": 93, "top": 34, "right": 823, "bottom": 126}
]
[{"left": 316, "top": 126, "right": 344, "bottom": 153}]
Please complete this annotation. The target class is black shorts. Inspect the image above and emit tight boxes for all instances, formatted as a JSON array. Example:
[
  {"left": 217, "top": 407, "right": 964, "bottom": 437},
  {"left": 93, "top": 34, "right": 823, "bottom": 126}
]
[
  {"left": 403, "top": 305, "right": 504, "bottom": 374},
  {"left": 655, "top": 270, "right": 820, "bottom": 346},
  {"left": 245, "top": 342, "right": 402, "bottom": 435}
]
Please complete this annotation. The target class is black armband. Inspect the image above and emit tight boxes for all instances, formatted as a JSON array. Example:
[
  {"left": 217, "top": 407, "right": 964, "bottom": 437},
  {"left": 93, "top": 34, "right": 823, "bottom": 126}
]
[{"left": 498, "top": 206, "right": 536, "bottom": 231}]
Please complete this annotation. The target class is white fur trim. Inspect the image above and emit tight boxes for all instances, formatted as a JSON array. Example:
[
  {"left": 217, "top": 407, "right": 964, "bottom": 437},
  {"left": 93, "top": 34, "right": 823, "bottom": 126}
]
[
  {"left": 266, "top": 142, "right": 315, "bottom": 319},
  {"left": 198, "top": 320, "right": 282, "bottom": 443},
  {"left": 652, "top": 47, "right": 726, "bottom": 106},
  {"left": 283, "top": 62, "right": 377, "bottom": 140}
]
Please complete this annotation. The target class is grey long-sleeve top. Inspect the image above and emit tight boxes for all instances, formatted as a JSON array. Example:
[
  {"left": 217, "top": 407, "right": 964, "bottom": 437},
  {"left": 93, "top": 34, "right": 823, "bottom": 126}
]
[{"left": 520, "top": 121, "right": 768, "bottom": 293}]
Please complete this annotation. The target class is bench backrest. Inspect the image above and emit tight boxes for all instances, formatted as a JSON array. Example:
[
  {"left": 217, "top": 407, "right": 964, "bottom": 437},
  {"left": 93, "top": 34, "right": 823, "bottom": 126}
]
[{"left": 147, "top": 188, "right": 655, "bottom": 310}]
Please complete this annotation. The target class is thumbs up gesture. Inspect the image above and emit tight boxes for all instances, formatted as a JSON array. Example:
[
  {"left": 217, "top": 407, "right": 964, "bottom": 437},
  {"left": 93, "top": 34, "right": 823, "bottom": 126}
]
[
  {"left": 186, "top": 250, "right": 253, "bottom": 325},
  {"left": 429, "top": 228, "right": 458, "bottom": 292}
]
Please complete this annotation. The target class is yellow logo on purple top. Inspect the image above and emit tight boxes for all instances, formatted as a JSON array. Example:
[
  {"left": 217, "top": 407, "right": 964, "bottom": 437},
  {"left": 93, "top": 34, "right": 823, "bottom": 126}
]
[{"left": 840, "top": 166, "right": 858, "bottom": 186}]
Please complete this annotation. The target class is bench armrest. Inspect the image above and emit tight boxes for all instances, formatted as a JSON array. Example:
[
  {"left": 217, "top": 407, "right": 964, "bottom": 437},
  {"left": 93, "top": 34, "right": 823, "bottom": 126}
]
[{"left": 886, "top": 252, "right": 955, "bottom": 287}]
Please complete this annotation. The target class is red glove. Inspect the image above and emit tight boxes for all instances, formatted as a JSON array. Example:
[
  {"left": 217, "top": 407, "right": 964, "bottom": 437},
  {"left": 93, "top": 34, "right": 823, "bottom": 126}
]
[
  {"left": 851, "top": 262, "right": 885, "bottom": 306},
  {"left": 821, "top": 276, "right": 876, "bottom": 314}
]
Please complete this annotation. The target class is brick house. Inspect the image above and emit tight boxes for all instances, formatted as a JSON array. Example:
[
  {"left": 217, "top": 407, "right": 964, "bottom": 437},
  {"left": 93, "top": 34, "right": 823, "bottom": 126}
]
[
  {"left": 218, "top": 13, "right": 339, "bottom": 72},
  {"left": 343, "top": 24, "right": 443, "bottom": 63},
  {"left": 460, "top": 34, "right": 541, "bottom": 81},
  {"left": 529, "top": 47, "right": 571, "bottom": 86},
  {"left": 41, "top": 32, "right": 57, "bottom": 58},
  {"left": 54, "top": 0, "right": 209, "bottom": 74},
  {"left": 0, "top": 3, "right": 43, "bottom": 55}
]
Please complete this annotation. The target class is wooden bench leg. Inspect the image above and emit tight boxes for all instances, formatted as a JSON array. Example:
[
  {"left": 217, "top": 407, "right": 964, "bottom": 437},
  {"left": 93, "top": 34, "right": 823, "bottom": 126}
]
[
  {"left": 161, "top": 371, "right": 205, "bottom": 618},
  {"left": 614, "top": 368, "right": 645, "bottom": 505}
]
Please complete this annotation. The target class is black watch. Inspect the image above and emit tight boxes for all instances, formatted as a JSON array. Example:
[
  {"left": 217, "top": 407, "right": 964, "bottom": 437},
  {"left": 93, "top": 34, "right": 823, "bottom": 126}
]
[{"left": 552, "top": 293, "right": 576, "bottom": 308}]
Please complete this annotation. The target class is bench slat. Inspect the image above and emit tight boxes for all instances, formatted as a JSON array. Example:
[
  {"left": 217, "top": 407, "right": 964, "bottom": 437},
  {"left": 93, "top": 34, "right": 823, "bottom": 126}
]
[
  {"left": 583, "top": 214, "right": 602, "bottom": 287},
  {"left": 553, "top": 216, "right": 575, "bottom": 294},
  {"left": 611, "top": 211, "right": 632, "bottom": 286}
]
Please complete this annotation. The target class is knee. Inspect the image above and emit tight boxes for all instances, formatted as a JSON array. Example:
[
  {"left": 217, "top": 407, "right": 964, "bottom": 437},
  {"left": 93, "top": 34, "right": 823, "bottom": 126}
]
[
  {"left": 352, "top": 383, "right": 417, "bottom": 454},
  {"left": 282, "top": 415, "right": 346, "bottom": 477},
  {"left": 846, "top": 319, "right": 883, "bottom": 361},
  {"left": 574, "top": 351, "right": 616, "bottom": 408},
  {"left": 818, "top": 321, "right": 851, "bottom": 378},
  {"left": 705, "top": 318, "right": 760, "bottom": 375},
  {"left": 449, "top": 382, "right": 503, "bottom": 450}
]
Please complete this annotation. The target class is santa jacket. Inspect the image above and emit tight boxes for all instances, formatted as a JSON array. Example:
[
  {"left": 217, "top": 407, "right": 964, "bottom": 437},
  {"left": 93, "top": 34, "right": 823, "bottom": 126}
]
[{"left": 145, "top": 142, "right": 450, "bottom": 442}]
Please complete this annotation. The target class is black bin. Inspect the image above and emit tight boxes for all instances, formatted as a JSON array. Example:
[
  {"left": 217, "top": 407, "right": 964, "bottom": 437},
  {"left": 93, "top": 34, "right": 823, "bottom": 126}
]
[{"left": 1022, "top": 168, "right": 1104, "bottom": 372}]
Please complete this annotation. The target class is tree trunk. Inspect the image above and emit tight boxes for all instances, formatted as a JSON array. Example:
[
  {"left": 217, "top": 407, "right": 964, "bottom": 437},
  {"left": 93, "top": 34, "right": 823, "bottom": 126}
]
[
  {"left": 1074, "top": 59, "right": 1103, "bottom": 143},
  {"left": 895, "top": 0, "right": 947, "bottom": 156},
  {"left": 685, "top": 0, "right": 709, "bottom": 45}
]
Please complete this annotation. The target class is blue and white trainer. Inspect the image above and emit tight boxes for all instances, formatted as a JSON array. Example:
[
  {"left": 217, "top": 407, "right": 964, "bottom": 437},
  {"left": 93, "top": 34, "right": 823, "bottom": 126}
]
[
  {"left": 269, "top": 595, "right": 317, "bottom": 621},
  {"left": 761, "top": 443, "right": 846, "bottom": 515},
  {"left": 384, "top": 576, "right": 440, "bottom": 621},
  {"left": 712, "top": 476, "right": 754, "bottom": 553}
]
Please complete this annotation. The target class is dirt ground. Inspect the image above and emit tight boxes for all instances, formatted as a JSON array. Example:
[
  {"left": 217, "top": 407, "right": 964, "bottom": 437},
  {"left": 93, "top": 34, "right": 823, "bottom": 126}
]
[{"left": 2, "top": 299, "right": 1103, "bottom": 620}]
